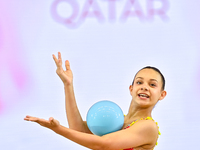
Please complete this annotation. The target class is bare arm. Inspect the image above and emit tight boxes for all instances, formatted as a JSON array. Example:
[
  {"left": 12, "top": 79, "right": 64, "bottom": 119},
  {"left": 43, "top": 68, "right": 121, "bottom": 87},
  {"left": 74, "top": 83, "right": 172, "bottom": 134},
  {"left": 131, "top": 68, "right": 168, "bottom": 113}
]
[
  {"left": 53, "top": 52, "right": 91, "bottom": 133},
  {"left": 24, "top": 116, "right": 158, "bottom": 150}
]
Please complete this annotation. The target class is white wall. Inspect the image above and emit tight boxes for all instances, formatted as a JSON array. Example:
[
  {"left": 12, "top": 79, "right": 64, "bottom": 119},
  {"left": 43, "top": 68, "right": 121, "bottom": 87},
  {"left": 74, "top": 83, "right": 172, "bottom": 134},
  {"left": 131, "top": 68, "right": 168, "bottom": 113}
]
[{"left": 0, "top": 0, "right": 200, "bottom": 149}]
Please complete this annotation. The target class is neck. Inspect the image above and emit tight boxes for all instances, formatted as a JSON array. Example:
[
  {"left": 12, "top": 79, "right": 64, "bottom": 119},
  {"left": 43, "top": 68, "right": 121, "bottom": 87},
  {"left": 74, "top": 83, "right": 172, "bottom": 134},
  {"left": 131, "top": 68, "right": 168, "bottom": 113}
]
[{"left": 125, "top": 99, "right": 153, "bottom": 121}]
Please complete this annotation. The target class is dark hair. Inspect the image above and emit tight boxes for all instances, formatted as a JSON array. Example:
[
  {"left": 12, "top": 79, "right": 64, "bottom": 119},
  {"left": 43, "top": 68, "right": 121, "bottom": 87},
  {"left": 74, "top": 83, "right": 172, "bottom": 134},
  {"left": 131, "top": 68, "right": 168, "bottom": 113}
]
[{"left": 132, "top": 66, "right": 165, "bottom": 90}]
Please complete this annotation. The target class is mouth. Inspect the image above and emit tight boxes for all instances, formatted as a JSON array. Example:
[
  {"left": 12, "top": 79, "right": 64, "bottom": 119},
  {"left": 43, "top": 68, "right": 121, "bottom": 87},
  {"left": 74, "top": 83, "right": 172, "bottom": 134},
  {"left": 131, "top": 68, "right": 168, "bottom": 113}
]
[{"left": 138, "top": 93, "right": 150, "bottom": 98}]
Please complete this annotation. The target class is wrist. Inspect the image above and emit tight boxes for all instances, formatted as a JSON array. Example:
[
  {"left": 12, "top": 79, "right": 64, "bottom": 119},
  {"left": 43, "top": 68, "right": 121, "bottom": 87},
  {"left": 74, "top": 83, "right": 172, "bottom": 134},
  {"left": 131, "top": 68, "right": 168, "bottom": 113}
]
[
  {"left": 52, "top": 124, "right": 62, "bottom": 133},
  {"left": 63, "top": 82, "right": 73, "bottom": 87}
]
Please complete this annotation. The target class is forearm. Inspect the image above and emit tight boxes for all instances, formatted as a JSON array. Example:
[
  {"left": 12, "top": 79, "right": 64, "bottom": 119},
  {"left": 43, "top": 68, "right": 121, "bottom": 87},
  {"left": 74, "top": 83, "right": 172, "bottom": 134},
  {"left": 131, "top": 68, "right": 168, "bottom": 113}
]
[
  {"left": 53, "top": 53, "right": 91, "bottom": 133},
  {"left": 64, "top": 84, "right": 90, "bottom": 133},
  {"left": 53, "top": 125, "right": 107, "bottom": 150}
]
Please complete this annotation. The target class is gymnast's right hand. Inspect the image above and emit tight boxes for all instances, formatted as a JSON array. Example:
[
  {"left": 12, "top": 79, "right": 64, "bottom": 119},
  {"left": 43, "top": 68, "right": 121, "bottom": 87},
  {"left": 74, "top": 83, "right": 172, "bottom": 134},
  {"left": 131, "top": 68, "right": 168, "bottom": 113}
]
[{"left": 53, "top": 52, "right": 73, "bottom": 85}]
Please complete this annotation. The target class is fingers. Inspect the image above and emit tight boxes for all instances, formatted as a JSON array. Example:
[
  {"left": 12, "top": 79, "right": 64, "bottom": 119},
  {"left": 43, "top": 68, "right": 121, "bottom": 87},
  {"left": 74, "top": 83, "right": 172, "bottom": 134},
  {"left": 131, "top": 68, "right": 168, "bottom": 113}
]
[
  {"left": 24, "top": 115, "right": 46, "bottom": 123},
  {"left": 52, "top": 54, "right": 58, "bottom": 65},
  {"left": 24, "top": 115, "right": 32, "bottom": 120},
  {"left": 49, "top": 117, "right": 54, "bottom": 122},
  {"left": 49, "top": 117, "right": 60, "bottom": 127},
  {"left": 24, "top": 115, "right": 38, "bottom": 122},
  {"left": 53, "top": 52, "right": 71, "bottom": 71},
  {"left": 24, "top": 115, "right": 30, "bottom": 121},
  {"left": 58, "top": 52, "right": 62, "bottom": 62},
  {"left": 52, "top": 52, "right": 62, "bottom": 68},
  {"left": 65, "top": 60, "right": 71, "bottom": 71},
  {"left": 24, "top": 115, "right": 59, "bottom": 129},
  {"left": 49, "top": 117, "right": 55, "bottom": 125}
]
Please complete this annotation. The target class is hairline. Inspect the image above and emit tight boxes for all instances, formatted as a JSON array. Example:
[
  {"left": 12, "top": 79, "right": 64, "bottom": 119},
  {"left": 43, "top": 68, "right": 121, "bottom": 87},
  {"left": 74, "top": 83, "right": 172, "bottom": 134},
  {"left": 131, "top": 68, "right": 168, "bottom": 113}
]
[{"left": 132, "top": 67, "right": 165, "bottom": 90}]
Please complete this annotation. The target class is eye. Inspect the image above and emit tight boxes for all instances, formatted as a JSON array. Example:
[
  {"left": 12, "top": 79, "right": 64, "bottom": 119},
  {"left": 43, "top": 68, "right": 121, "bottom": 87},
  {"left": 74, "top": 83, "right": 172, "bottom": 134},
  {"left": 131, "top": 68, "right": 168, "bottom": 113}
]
[
  {"left": 136, "top": 81, "right": 142, "bottom": 85},
  {"left": 150, "top": 83, "right": 156, "bottom": 87}
]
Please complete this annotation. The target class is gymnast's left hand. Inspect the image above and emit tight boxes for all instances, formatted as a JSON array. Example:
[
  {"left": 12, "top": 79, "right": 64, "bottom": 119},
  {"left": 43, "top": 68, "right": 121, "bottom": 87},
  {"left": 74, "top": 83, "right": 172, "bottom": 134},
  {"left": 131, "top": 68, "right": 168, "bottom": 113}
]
[{"left": 24, "top": 115, "right": 60, "bottom": 130}]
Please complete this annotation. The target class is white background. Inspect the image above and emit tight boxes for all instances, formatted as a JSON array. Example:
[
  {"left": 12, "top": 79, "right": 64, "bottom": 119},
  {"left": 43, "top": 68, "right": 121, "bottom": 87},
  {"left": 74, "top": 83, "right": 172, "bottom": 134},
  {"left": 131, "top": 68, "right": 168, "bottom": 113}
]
[{"left": 0, "top": 0, "right": 200, "bottom": 149}]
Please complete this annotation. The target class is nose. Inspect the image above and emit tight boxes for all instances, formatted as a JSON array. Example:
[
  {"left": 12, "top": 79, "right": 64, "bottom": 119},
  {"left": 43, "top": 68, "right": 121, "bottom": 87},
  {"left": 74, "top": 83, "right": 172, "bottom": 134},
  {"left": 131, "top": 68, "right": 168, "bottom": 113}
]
[{"left": 141, "top": 86, "right": 149, "bottom": 91}]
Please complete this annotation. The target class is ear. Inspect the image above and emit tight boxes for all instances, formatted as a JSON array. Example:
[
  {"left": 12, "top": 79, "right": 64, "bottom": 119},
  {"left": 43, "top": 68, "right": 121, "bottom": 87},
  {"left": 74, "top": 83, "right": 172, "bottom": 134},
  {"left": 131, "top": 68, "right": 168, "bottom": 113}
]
[
  {"left": 129, "top": 85, "right": 133, "bottom": 95},
  {"left": 158, "top": 90, "right": 167, "bottom": 100}
]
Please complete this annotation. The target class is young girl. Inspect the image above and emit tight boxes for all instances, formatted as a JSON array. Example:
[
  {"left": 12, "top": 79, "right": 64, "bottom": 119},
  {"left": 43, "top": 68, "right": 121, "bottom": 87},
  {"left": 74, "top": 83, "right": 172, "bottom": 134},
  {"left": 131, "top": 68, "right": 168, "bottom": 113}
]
[{"left": 24, "top": 52, "right": 167, "bottom": 150}]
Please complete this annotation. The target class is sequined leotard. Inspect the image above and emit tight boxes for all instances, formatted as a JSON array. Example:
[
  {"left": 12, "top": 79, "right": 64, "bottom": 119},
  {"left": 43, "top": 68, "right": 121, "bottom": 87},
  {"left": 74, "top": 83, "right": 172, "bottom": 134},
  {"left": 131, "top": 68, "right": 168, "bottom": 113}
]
[{"left": 122, "top": 117, "right": 160, "bottom": 150}]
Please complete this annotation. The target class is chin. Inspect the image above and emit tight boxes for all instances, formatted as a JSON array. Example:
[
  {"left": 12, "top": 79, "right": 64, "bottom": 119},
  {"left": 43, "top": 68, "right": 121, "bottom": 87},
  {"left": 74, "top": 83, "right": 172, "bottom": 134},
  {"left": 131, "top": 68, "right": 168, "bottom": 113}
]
[{"left": 137, "top": 101, "right": 152, "bottom": 108}]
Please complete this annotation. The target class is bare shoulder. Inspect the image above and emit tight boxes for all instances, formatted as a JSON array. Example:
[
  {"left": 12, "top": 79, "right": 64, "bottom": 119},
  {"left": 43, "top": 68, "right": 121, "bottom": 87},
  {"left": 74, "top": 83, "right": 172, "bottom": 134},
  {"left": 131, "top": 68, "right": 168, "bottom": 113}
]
[
  {"left": 101, "top": 119, "right": 159, "bottom": 149},
  {"left": 131, "top": 119, "right": 159, "bottom": 136},
  {"left": 128, "top": 119, "right": 159, "bottom": 148}
]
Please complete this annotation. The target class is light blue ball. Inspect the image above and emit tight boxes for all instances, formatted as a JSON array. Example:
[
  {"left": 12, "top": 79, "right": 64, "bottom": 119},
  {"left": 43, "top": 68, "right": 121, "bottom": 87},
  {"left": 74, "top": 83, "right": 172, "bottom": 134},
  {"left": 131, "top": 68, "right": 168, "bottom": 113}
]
[{"left": 86, "top": 100, "right": 124, "bottom": 136}]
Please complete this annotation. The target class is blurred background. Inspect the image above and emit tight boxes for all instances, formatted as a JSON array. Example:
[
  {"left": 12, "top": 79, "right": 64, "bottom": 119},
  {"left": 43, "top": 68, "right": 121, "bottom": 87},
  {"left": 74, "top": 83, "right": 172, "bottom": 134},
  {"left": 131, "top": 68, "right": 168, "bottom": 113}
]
[{"left": 0, "top": 0, "right": 200, "bottom": 149}]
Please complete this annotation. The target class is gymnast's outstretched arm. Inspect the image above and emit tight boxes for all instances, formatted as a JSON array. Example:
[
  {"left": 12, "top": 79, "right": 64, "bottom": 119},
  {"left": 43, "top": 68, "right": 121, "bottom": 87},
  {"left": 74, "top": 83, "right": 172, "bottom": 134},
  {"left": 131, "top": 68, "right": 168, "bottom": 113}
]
[
  {"left": 52, "top": 52, "right": 91, "bottom": 133},
  {"left": 24, "top": 116, "right": 158, "bottom": 150}
]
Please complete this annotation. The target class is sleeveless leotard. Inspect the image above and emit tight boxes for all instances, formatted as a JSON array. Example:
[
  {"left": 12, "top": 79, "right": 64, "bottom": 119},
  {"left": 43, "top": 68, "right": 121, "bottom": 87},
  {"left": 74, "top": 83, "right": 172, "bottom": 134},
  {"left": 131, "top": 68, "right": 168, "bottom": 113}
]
[{"left": 122, "top": 117, "right": 160, "bottom": 150}]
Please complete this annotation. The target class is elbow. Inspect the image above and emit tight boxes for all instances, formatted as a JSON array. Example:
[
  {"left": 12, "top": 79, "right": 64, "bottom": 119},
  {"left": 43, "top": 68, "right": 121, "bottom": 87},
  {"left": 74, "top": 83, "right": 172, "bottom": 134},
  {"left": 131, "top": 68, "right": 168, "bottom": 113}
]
[
  {"left": 68, "top": 123, "right": 86, "bottom": 132},
  {"left": 68, "top": 125, "right": 78, "bottom": 131}
]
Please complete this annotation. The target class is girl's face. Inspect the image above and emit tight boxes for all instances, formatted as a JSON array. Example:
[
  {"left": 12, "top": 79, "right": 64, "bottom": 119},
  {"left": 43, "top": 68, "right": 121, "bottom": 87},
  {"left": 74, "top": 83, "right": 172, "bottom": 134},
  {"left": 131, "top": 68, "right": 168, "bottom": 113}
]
[{"left": 129, "top": 69, "right": 167, "bottom": 108}]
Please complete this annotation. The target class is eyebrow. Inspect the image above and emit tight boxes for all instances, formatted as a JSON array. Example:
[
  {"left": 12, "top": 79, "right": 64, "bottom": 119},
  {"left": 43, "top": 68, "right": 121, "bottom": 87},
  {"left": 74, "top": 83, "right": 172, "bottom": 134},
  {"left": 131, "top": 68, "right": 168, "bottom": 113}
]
[{"left": 136, "top": 77, "right": 158, "bottom": 82}]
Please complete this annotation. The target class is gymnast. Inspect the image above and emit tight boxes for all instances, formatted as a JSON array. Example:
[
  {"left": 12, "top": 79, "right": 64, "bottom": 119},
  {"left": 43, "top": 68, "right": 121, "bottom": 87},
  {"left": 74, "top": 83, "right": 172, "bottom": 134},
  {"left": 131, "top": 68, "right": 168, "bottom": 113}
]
[{"left": 24, "top": 52, "right": 167, "bottom": 150}]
